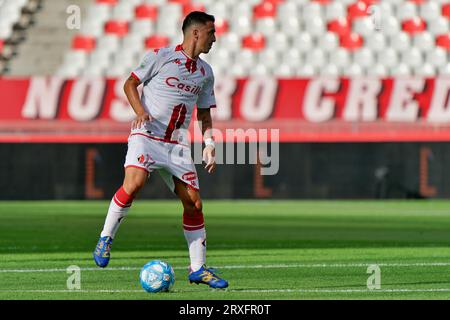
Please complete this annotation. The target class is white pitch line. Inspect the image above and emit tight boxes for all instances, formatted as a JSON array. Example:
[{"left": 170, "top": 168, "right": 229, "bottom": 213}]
[
  {"left": 1, "top": 262, "right": 450, "bottom": 273},
  {"left": 0, "top": 288, "right": 449, "bottom": 294}
]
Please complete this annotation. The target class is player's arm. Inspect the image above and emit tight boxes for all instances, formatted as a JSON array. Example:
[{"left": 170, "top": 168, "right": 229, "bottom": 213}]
[
  {"left": 197, "top": 108, "right": 216, "bottom": 174},
  {"left": 123, "top": 75, "right": 152, "bottom": 129}
]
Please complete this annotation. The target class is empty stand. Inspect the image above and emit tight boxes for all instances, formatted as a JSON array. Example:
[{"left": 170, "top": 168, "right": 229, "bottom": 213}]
[{"left": 21, "top": 0, "right": 450, "bottom": 77}]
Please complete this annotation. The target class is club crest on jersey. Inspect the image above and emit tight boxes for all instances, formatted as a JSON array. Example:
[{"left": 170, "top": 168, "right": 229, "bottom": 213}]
[
  {"left": 200, "top": 66, "right": 205, "bottom": 76},
  {"left": 165, "top": 77, "right": 202, "bottom": 95}
]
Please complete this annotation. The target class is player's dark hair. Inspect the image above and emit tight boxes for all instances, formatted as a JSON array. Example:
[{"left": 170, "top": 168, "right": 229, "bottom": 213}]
[{"left": 182, "top": 11, "right": 215, "bottom": 33}]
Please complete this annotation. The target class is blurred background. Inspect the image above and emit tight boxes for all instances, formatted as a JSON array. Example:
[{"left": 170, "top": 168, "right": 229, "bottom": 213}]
[{"left": 1, "top": 0, "right": 450, "bottom": 200}]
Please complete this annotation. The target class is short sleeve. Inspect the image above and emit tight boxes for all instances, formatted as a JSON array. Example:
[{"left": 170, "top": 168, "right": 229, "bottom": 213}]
[
  {"left": 131, "top": 50, "right": 161, "bottom": 84},
  {"left": 196, "top": 74, "right": 217, "bottom": 109}
]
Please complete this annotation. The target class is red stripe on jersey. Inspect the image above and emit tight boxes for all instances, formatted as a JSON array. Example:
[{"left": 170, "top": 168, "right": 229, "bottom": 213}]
[
  {"left": 175, "top": 105, "right": 187, "bottom": 130},
  {"left": 164, "top": 104, "right": 183, "bottom": 140}
]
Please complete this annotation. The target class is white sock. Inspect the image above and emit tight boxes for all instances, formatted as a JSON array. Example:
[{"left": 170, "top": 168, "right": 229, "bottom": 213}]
[
  {"left": 184, "top": 228, "right": 206, "bottom": 272},
  {"left": 100, "top": 187, "right": 133, "bottom": 238}
]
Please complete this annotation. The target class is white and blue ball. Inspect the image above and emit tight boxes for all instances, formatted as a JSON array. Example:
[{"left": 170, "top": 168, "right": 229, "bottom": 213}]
[{"left": 139, "top": 260, "right": 175, "bottom": 293}]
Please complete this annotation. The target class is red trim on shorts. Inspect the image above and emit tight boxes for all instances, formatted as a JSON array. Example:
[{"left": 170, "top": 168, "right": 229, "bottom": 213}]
[
  {"left": 130, "top": 72, "right": 140, "bottom": 82},
  {"left": 124, "top": 165, "right": 150, "bottom": 174},
  {"left": 129, "top": 133, "right": 179, "bottom": 144}
]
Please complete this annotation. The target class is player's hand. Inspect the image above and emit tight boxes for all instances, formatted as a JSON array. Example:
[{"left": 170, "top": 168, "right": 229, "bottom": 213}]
[
  {"left": 132, "top": 112, "right": 152, "bottom": 130},
  {"left": 203, "top": 145, "right": 216, "bottom": 174}
]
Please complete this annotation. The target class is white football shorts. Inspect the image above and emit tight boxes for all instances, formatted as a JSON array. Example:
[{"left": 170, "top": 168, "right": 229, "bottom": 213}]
[{"left": 124, "top": 129, "right": 200, "bottom": 192}]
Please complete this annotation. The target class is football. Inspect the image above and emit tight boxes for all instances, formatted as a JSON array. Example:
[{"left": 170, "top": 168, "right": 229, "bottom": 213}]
[{"left": 139, "top": 260, "right": 175, "bottom": 293}]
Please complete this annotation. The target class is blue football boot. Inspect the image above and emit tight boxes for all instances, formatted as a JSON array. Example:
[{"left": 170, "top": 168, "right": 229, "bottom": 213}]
[
  {"left": 188, "top": 265, "right": 229, "bottom": 289},
  {"left": 93, "top": 236, "right": 113, "bottom": 268}
]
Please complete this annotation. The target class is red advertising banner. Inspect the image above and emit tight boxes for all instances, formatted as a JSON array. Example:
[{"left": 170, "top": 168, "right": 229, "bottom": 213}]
[{"left": 1, "top": 76, "right": 450, "bottom": 142}]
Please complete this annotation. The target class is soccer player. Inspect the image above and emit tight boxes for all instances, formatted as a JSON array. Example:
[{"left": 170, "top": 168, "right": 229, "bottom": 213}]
[{"left": 93, "top": 11, "right": 228, "bottom": 289}]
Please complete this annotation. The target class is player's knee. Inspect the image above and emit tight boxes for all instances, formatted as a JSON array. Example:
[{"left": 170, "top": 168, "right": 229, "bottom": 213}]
[
  {"left": 184, "top": 198, "right": 202, "bottom": 215},
  {"left": 194, "top": 199, "right": 203, "bottom": 212},
  {"left": 123, "top": 177, "right": 145, "bottom": 196}
]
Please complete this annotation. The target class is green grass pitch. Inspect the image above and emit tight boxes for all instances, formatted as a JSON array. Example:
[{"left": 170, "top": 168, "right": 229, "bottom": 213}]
[{"left": 0, "top": 200, "right": 449, "bottom": 300}]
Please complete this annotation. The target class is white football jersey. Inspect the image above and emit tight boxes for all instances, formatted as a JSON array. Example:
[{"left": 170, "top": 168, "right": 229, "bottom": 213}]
[{"left": 131, "top": 44, "right": 216, "bottom": 142}]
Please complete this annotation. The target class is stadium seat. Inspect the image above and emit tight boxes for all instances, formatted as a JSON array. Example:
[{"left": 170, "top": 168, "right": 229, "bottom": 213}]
[
  {"left": 391, "top": 63, "right": 411, "bottom": 76},
  {"left": 258, "top": 48, "right": 278, "bottom": 68},
  {"left": 343, "top": 63, "right": 363, "bottom": 76},
  {"left": 145, "top": 35, "right": 170, "bottom": 49},
  {"left": 440, "top": 63, "right": 450, "bottom": 76},
  {"left": 242, "top": 33, "right": 266, "bottom": 51},
  {"left": 282, "top": 48, "right": 302, "bottom": 68},
  {"left": 214, "top": 18, "right": 229, "bottom": 37},
  {"left": 420, "top": 1, "right": 440, "bottom": 21},
  {"left": 377, "top": 48, "right": 399, "bottom": 68},
  {"left": 273, "top": 64, "right": 295, "bottom": 77},
  {"left": 72, "top": 35, "right": 96, "bottom": 52},
  {"left": 320, "top": 64, "right": 339, "bottom": 77},
  {"left": 305, "top": 16, "right": 326, "bottom": 37},
  {"left": 324, "top": 2, "right": 346, "bottom": 21},
  {"left": 230, "top": 16, "right": 252, "bottom": 36},
  {"left": 428, "top": 17, "right": 449, "bottom": 36},
  {"left": 297, "top": 65, "right": 316, "bottom": 77},
  {"left": 414, "top": 63, "right": 435, "bottom": 77},
  {"left": 328, "top": 18, "right": 351, "bottom": 37},
  {"left": 353, "top": 17, "right": 375, "bottom": 37},
  {"left": 347, "top": 1, "right": 369, "bottom": 20},
  {"left": 182, "top": 3, "right": 206, "bottom": 17},
  {"left": 425, "top": 48, "right": 447, "bottom": 68},
  {"left": 253, "top": 1, "right": 277, "bottom": 19},
  {"left": 390, "top": 32, "right": 411, "bottom": 52},
  {"left": 305, "top": 48, "right": 326, "bottom": 68},
  {"left": 135, "top": 4, "right": 158, "bottom": 20},
  {"left": 413, "top": 32, "right": 434, "bottom": 52},
  {"left": 293, "top": 32, "right": 313, "bottom": 52},
  {"left": 105, "top": 20, "right": 130, "bottom": 37},
  {"left": 436, "top": 34, "right": 450, "bottom": 51},
  {"left": 402, "top": 17, "right": 426, "bottom": 34},
  {"left": 366, "top": 63, "right": 388, "bottom": 77},
  {"left": 329, "top": 48, "right": 350, "bottom": 68},
  {"left": 401, "top": 48, "right": 423, "bottom": 68},
  {"left": 319, "top": 32, "right": 338, "bottom": 52},
  {"left": 340, "top": 32, "right": 364, "bottom": 51},
  {"left": 443, "top": 3, "right": 450, "bottom": 19},
  {"left": 353, "top": 47, "right": 374, "bottom": 68},
  {"left": 219, "top": 32, "right": 241, "bottom": 52},
  {"left": 255, "top": 18, "right": 277, "bottom": 36},
  {"left": 365, "top": 33, "right": 386, "bottom": 52},
  {"left": 396, "top": 2, "right": 417, "bottom": 21},
  {"left": 130, "top": 20, "right": 154, "bottom": 38},
  {"left": 381, "top": 16, "right": 400, "bottom": 37},
  {"left": 59, "top": 0, "right": 450, "bottom": 77}
]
